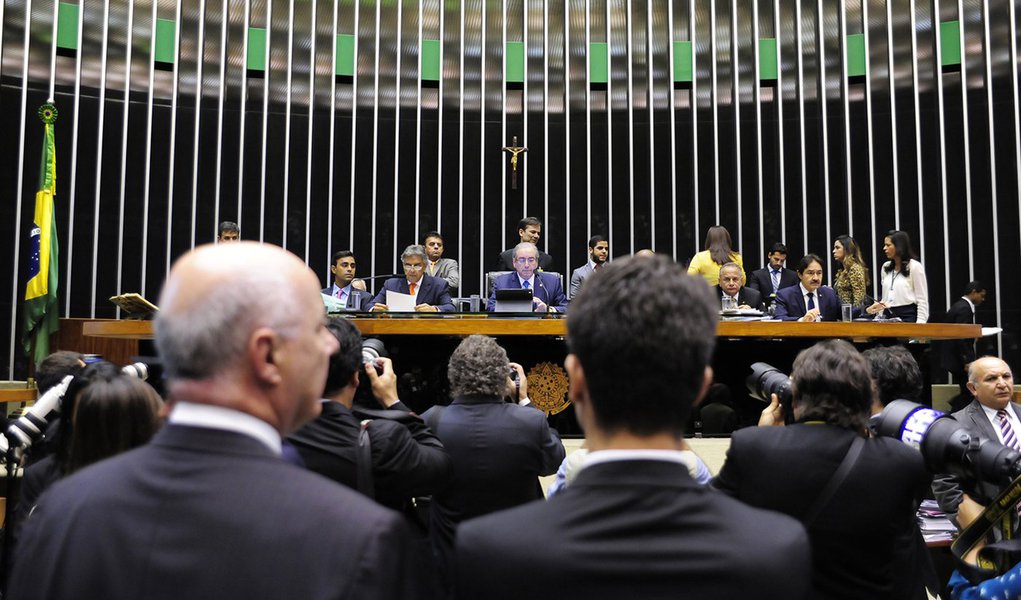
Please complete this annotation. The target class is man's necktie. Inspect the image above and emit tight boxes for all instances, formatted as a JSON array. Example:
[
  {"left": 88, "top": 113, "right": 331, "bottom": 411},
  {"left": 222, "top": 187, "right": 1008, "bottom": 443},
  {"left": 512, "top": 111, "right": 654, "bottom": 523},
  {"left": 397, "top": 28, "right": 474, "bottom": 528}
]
[
  {"left": 771, "top": 269, "right": 780, "bottom": 292},
  {"left": 429, "top": 262, "right": 436, "bottom": 276},
  {"left": 999, "top": 410, "right": 1021, "bottom": 450},
  {"left": 593, "top": 263, "right": 601, "bottom": 271},
  {"left": 806, "top": 292, "right": 816, "bottom": 311},
  {"left": 522, "top": 280, "right": 530, "bottom": 290},
  {"left": 409, "top": 282, "right": 417, "bottom": 295}
]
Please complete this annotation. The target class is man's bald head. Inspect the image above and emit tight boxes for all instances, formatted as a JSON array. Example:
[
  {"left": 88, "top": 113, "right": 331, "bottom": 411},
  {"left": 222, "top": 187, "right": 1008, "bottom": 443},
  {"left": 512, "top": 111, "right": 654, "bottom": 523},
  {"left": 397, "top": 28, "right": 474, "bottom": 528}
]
[{"left": 156, "top": 243, "right": 322, "bottom": 380}]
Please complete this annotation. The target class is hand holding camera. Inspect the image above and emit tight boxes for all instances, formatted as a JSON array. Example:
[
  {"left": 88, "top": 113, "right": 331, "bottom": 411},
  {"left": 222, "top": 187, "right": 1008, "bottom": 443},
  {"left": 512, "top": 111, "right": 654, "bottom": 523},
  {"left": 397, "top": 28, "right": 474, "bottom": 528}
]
[{"left": 363, "top": 357, "right": 400, "bottom": 409}]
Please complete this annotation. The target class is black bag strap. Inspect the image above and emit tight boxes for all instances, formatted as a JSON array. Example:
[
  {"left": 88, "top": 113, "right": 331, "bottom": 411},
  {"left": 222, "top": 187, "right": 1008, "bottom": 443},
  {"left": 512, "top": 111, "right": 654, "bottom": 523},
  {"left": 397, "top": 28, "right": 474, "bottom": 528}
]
[
  {"left": 356, "top": 420, "right": 375, "bottom": 499},
  {"left": 804, "top": 435, "right": 865, "bottom": 525}
]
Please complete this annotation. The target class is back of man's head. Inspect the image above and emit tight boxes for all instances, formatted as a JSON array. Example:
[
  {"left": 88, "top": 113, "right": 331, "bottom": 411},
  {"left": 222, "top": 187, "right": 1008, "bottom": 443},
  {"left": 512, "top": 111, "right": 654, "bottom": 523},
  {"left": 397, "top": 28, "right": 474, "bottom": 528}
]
[
  {"left": 861, "top": 345, "right": 921, "bottom": 407},
  {"left": 323, "top": 318, "right": 363, "bottom": 398},
  {"left": 448, "top": 335, "right": 509, "bottom": 398},
  {"left": 567, "top": 256, "right": 717, "bottom": 437},
  {"left": 36, "top": 350, "right": 84, "bottom": 395},
  {"left": 791, "top": 340, "right": 873, "bottom": 430}
]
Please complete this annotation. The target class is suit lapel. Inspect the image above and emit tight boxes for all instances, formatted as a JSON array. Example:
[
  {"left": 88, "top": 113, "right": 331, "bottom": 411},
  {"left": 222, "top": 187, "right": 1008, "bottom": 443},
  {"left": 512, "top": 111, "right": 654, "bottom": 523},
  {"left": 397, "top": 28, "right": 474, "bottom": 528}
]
[{"left": 965, "top": 402, "right": 999, "bottom": 441}]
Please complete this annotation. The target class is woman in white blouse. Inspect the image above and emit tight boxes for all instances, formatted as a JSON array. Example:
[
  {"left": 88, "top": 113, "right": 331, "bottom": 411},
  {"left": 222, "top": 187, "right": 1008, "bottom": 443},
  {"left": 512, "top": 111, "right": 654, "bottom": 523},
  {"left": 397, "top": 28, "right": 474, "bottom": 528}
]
[{"left": 865, "top": 230, "right": 929, "bottom": 322}]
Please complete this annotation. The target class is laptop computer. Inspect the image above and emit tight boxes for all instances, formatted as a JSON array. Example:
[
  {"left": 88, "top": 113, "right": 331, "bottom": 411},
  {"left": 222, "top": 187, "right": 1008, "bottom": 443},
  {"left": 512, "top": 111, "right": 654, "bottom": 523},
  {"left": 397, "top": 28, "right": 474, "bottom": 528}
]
[{"left": 494, "top": 288, "right": 533, "bottom": 313}]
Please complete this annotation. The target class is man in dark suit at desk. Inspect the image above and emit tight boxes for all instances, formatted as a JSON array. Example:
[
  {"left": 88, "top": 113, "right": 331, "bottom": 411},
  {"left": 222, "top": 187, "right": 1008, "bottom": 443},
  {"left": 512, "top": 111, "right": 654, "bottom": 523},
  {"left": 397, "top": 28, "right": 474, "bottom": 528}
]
[
  {"left": 457, "top": 256, "right": 811, "bottom": 600},
  {"left": 370, "top": 244, "right": 455, "bottom": 312},
  {"left": 747, "top": 242, "right": 799, "bottom": 306},
  {"left": 8, "top": 242, "right": 425, "bottom": 600},
  {"left": 487, "top": 242, "right": 568, "bottom": 312},
  {"left": 774, "top": 254, "right": 841, "bottom": 322},
  {"left": 716, "top": 262, "right": 764, "bottom": 311},
  {"left": 322, "top": 249, "right": 371, "bottom": 310}
]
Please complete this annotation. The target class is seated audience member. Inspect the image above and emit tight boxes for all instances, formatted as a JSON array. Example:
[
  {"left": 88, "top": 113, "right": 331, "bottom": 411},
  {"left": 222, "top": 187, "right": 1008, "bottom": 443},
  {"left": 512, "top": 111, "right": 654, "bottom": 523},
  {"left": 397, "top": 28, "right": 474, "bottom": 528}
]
[
  {"left": 747, "top": 242, "right": 799, "bottom": 306},
  {"left": 456, "top": 257, "right": 810, "bottom": 600},
  {"left": 9, "top": 362, "right": 163, "bottom": 575},
  {"left": 216, "top": 220, "right": 240, "bottom": 242},
  {"left": 422, "top": 231, "right": 460, "bottom": 293},
  {"left": 687, "top": 225, "right": 745, "bottom": 287},
  {"left": 774, "top": 254, "right": 841, "bottom": 322},
  {"left": 487, "top": 242, "right": 568, "bottom": 312},
  {"left": 862, "top": 345, "right": 922, "bottom": 414},
  {"left": 322, "top": 250, "right": 370, "bottom": 310},
  {"left": 424, "top": 335, "right": 565, "bottom": 592},
  {"left": 22, "top": 350, "right": 85, "bottom": 466},
  {"left": 8, "top": 242, "right": 425, "bottom": 599},
  {"left": 569, "top": 235, "right": 608, "bottom": 298},
  {"left": 371, "top": 244, "right": 455, "bottom": 312},
  {"left": 832, "top": 235, "right": 870, "bottom": 306},
  {"left": 497, "top": 217, "right": 553, "bottom": 271},
  {"left": 713, "top": 339, "right": 934, "bottom": 600},
  {"left": 932, "top": 357, "right": 1019, "bottom": 523},
  {"left": 715, "top": 262, "right": 764, "bottom": 311},
  {"left": 288, "top": 318, "right": 451, "bottom": 513}
]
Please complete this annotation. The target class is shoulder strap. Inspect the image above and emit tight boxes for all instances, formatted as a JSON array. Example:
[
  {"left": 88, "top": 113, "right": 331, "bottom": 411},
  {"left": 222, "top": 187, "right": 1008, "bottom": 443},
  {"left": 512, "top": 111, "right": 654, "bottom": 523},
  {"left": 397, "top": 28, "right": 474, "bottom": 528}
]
[
  {"left": 356, "top": 421, "right": 375, "bottom": 499},
  {"left": 803, "top": 435, "right": 865, "bottom": 525}
]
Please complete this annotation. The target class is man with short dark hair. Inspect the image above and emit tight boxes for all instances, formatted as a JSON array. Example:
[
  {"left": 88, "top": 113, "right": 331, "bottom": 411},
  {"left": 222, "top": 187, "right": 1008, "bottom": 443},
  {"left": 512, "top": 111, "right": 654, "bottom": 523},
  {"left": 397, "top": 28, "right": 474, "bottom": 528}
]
[
  {"left": 288, "top": 319, "right": 451, "bottom": 512},
  {"left": 497, "top": 217, "right": 553, "bottom": 271},
  {"left": 569, "top": 235, "right": 608, "bottom": 298},
  {"left": 487, "top": 242, "right": 568, "bottom": 312},
  {"left": 456, "top": 256, "right": 810, "bottom": 600},
  {"left": 747, "top": 242, "right": 799, "bottom": 306},
  {"left": 370, "top": 245, "right": 455, "bottom": 312},
  {"left": 216, "top": 221, "right": 240, "bottom": 242},
  {"left": 774, "top": 254, "right": 841, "bottom": 322},
  {"left": 422, "top": 231, "right": 460, "bottom": 293},
  {"left": 322, "top": 250, "right": 369, "bottom": 311},
  {"left": 938, "top": 280, "right": 987, "bottom": 407},
  {"left": 862, "top": 345, "right": 922, "bottom": 413},
  {"left": 716, "top": 262, "right": 764, "bottom": 311},
  {"left": 9, "top": 242, "right": 426, "bottom": 599}
]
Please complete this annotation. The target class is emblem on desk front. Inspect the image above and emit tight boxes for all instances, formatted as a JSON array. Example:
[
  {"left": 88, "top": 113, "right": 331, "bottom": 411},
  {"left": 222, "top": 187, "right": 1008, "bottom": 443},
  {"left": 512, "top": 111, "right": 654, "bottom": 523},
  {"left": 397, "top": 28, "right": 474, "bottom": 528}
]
[{"left": 526, "top": 362, "right": 570, "bottom": 415}]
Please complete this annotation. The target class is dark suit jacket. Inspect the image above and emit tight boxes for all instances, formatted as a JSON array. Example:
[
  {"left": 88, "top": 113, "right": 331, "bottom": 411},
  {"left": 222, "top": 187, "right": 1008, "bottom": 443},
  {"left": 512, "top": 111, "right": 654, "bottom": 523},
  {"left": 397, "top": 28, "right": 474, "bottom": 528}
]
[
  {"left": 713, "top": 424, "right": 933, "bottom": 600},
  {"left": 714, "top": 285, "right": 765, "bottom": 311},
  {"left": 321, "top": 285, "right": 372, "bottom": 311},
  {"left": 370, "top": 274, "right": 455, "bottom": 312},
  {"left": 288, "top": 401, "right": 452, "bottom": 511},
  {"left": 498, "top": 248, "right": 553, "bottom": 271},
  {"left": 8, "top": 425, "right": 427, "bottom": 600},
  {"left": 747, "top": 266, "right": 799, "bottom": 304},
  {"left": 456, "top": 460, "right": 811, "bottom": 600},
  {"left": 932, "top": 400, "right": 1021, "bottom": 516},
  {"left": 422, "top": 397, "right": 564, "bottom": 582},
  {"left": 774, "top": 284, "right": 842, "bottom": 321},
  {"left": 937, "top": 298, "right": 977, "bottom": 373},
  {"left": 486, "top": 271, "right": 568, "bottom": 312}
]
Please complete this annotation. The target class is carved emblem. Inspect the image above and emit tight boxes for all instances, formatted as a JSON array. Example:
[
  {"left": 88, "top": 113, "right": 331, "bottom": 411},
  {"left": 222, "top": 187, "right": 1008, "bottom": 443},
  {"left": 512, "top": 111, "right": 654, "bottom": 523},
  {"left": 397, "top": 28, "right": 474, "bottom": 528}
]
[{"left": 525, "top": 362, "right": 570, "bottom": 415}]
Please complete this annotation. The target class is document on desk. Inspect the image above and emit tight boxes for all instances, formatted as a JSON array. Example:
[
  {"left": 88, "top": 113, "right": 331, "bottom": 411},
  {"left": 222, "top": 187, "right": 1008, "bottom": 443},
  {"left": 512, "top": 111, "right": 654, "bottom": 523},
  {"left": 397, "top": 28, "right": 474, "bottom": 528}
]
[{"left": 385, "top": 290, "right": 417, "bottom": 312}]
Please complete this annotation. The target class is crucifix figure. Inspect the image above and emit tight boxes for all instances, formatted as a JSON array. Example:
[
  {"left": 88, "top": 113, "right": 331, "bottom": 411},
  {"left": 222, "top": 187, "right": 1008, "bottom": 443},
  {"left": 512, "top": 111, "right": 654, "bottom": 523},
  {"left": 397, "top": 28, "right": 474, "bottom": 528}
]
[{"left": 502, "top": 136, "right": 528, "bottom": 190}]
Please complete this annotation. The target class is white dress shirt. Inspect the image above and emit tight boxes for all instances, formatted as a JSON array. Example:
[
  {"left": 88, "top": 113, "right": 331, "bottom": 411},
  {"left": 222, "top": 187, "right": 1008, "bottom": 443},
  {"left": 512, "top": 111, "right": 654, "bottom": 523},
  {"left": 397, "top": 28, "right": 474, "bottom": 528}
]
[
  {"left": 979, "top": 402, "right": 1021, "bottom": 448},
  {"left": 879, "top": 259, "right": 929, "bottom": 323},
  {"left": 169, "top": 401, "right": 282, "bottom": 455}
]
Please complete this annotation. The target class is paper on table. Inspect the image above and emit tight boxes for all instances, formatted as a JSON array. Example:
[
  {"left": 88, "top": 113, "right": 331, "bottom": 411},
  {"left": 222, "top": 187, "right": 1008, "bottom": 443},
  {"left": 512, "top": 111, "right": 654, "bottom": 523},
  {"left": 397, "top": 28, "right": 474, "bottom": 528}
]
[{"left": 385, "top": 290, "right": 417, "bottom": 312}]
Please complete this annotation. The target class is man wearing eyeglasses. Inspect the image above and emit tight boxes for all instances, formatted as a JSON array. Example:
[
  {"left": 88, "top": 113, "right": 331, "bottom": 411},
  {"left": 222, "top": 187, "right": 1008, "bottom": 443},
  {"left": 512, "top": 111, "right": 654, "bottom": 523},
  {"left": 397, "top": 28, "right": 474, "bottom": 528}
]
[
  {"left": 370, "top": 245, "right": 456, "bottom": 312},
  {"left": 487, "top": 242, "right": 568, "bottom": 313}
]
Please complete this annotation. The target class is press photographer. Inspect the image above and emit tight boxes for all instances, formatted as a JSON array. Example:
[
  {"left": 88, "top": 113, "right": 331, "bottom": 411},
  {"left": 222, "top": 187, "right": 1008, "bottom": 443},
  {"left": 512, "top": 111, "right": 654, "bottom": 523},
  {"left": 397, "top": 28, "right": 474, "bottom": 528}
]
[{"left": 713, "top": 339, "right": 935, "bottom": 600}]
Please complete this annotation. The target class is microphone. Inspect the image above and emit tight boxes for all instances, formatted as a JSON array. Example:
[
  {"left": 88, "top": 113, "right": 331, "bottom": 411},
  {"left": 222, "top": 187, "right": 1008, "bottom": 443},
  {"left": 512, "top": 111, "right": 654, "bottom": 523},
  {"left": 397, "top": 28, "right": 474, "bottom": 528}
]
[
  {"left": 357, "top": 273, "right": 403, "bottom": 282},
  {"left": 536, "top": 278, "right": 555, "bottom": 313}
]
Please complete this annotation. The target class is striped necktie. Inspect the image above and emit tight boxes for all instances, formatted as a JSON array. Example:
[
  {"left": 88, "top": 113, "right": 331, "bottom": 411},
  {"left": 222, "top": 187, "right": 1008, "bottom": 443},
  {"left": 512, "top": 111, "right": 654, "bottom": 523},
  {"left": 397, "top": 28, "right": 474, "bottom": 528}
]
[{"left": 998, "top": 410, "right": 1021, "bottom": 450}]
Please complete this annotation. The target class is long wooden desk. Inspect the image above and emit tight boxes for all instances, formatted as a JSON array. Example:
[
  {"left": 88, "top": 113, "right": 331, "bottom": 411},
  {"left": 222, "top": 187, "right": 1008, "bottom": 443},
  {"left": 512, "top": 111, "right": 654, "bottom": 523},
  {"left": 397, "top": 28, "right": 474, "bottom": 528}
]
[{"left": 75, "top": 317, "right": 981, "bottom": 341}]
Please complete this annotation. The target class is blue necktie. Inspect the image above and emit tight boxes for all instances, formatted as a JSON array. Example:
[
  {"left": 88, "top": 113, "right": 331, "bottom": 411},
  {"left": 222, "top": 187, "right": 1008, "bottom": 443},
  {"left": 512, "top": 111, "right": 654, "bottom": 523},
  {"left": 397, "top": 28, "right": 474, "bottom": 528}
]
[
  {"left": 523, "top": 280, "right": 530, "bottom": 290},
  {"left": 807, "top": 292, "right": 816, "bottom": 311},
  {"left": 771, "top": 270, "right": 781, "bottom": 292}
]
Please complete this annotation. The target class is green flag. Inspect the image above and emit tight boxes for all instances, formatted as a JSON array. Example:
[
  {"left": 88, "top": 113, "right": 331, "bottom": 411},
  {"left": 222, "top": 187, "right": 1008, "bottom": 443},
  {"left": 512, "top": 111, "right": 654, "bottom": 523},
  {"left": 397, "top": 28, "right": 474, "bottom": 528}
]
[{"left": 23, "top": 103, "right": 60, "bottom": 366}]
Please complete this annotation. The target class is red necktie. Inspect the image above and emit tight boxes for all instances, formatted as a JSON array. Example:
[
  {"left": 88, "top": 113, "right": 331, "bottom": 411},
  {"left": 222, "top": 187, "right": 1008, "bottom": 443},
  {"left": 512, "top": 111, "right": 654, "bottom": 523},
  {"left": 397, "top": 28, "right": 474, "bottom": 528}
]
[{"left": 409, "top": 282, "right": 417, "bottom": 295}]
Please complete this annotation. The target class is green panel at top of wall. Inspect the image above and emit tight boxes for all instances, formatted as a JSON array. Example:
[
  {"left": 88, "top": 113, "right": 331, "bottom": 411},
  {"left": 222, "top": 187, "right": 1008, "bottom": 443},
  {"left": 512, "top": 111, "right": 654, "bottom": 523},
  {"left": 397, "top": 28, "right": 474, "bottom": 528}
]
[
  {"left": 940, "top": 20, "right": 961, "bottom": 66},
  {"left": 673, "top": 41, "right": 692, "bottom": 83},
  {"left": 154, "top": 19, "right": 177, "bottom": 64},
  {"left": 56, "top": 3, "right": 79, "bottom": 50},
  {"left": 759, "top": 38, "right": 777, "bottom": 80},
  {"left": 590, "top": 42, "right": 608, "bottom": 84},
  {"left": 336, "top": 34, "right": 355, "bottom": 76},
  {"left": 846, "top": 33, "right": 865, "bottom": 77},
  {"left": 506, "top": 42, "right": 524, "bottom": 83},
  {"left": 247, "top": 27, "right": 266, "bottom": 71},
  {"left": 422, "top": 39, "right": 440, "bottom": 81}
]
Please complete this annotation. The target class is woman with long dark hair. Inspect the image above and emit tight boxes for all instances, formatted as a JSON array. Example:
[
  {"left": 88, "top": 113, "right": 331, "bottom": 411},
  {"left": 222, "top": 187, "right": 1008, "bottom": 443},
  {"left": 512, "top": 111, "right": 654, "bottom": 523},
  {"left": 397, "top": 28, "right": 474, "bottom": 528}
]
[
  {"left": 866, "top": 230, "right": 929, "bottom": 322},
  {"left": 687, "top": 225, "right": 745, "bottom": 287},
  {"left": 832, "top": 235, "right": 869, "bottom": 306}
]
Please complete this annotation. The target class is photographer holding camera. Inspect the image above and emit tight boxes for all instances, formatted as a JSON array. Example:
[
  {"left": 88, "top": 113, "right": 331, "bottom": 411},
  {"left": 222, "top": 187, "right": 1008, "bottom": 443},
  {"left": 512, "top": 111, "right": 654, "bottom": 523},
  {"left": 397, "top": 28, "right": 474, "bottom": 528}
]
[{"left": 713, "top": 339, "right": 934, "bottom": 600}]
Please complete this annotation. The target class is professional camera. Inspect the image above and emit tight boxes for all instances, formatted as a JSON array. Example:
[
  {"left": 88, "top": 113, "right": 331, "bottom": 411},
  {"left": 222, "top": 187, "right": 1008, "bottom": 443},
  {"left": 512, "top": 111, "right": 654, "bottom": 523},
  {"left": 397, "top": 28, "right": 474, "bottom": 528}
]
[
  {"left": 875, "top": 400, "right": 1021, "bottom": 499},
  {"left": 746, "top": 362, "right": 794, "bottom": 424},
  {"left": 1, "top": 375, "right": 73, "bottom": 463},
  {"left": 362, "top": 338, "right": 388, "bottom": 373}
]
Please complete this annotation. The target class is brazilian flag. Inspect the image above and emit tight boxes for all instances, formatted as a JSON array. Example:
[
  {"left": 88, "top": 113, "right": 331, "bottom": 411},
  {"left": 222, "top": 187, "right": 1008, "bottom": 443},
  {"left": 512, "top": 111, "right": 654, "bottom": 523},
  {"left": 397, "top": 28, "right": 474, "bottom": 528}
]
[{"left": 23, "top": 104, "right": 60, "bottom": 366}]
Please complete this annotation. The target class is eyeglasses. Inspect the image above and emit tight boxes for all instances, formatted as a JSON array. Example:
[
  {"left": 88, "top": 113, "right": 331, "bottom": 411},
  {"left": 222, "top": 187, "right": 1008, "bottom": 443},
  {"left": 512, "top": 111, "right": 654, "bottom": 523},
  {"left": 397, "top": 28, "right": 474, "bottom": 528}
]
[
  {"left": 515, "top": 257, "right": 538, "bottom": 265},
  {"left": 403, "top": 263, "right": 424, "bottom": 271}
]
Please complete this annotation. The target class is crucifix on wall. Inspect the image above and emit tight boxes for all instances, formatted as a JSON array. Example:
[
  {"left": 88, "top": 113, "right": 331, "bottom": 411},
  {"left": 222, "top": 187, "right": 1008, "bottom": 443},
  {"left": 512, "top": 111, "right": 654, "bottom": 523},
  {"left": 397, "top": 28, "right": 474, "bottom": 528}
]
[{"left": 502, "top": 136, "right": 527, "bottom": 190}]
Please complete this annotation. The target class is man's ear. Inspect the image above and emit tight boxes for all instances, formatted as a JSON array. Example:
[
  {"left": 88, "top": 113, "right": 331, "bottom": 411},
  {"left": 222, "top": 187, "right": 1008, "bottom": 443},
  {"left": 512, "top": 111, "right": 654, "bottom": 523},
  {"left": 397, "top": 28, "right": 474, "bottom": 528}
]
[
  {"left": 351, "top": 370, "right": 360, "bottom": 389},
  {"left": 330, "top": 264, "right": 338, "bottom": 275},
  {"left": 565, "top": 354, "right": 588, "bottom": 416},
  {"left": 967, "top": 380, "right": 977, "bottom": 396},
  {"left": 693, "top": 366, "right": 713, "bottom": 408},
  {"left": 250, "top": 328, "right": 282, "bottom": 385}
]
